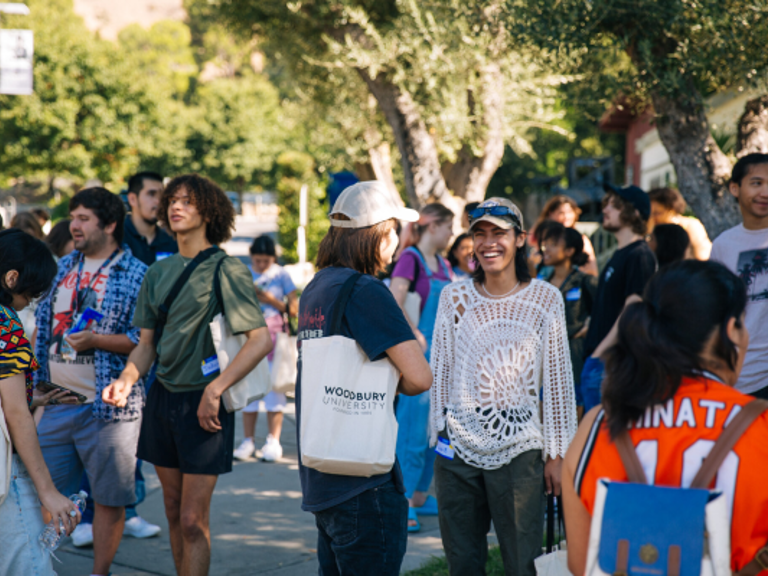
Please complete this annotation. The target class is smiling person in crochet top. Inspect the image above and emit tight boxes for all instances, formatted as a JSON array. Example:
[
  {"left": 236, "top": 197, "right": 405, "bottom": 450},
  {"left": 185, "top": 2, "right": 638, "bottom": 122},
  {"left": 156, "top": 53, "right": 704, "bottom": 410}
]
[{"left": 429, "top": 197, "right": 578, "bottom": 576}]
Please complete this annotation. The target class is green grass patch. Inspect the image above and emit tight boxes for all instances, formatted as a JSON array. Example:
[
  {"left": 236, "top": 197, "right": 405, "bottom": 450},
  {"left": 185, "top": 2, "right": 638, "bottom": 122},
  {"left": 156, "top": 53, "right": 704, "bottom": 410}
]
[{"left": 403, "top": 546, "right": 505, "bottom": 575}]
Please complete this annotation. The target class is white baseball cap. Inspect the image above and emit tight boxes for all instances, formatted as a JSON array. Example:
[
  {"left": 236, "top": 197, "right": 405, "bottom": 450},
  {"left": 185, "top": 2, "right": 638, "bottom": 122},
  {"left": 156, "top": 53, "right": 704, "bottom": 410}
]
[{"left": 329, "top": 181, "right": 419, "bottom": 228}]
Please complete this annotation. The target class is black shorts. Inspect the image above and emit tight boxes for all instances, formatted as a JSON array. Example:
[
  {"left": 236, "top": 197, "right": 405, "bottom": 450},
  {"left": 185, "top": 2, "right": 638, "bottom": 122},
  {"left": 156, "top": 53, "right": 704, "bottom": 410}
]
[{"left": 137, "top": 382, "right": 235, "bottom": 475}]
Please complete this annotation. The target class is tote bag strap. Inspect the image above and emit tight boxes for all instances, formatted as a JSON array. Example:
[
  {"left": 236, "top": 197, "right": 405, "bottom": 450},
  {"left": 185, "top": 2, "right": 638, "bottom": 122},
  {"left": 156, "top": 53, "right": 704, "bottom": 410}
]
[
  {"left": 213, "top": 256, "right": 227, "bottom": 317},
  {"left": 155, "top": 246, "right": 220, "bottom": 345},
  {"left": 330, "top": 273, "right": 362, "bottom": 336}
]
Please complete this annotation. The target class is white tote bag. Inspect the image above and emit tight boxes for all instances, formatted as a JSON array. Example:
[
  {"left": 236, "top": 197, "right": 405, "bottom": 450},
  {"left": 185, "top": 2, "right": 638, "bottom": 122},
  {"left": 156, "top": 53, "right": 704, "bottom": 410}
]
[
  {"left": 209, "top": 313, "right": 271, "bottom": 412},
  {"left": 209, "top": 257, "right": 272, "bottom": 413},
  {"left": 0, "top": 392, "right": 13, "bottom": 506},
  {"left": 271, "top": 331, "right": 298, "bottom": 395},
  {"left": 300, "top": 273, "right": 399, "bottom": 477},
  {"left": 535, "top": 549, "right": 571, "bottom": 576}
]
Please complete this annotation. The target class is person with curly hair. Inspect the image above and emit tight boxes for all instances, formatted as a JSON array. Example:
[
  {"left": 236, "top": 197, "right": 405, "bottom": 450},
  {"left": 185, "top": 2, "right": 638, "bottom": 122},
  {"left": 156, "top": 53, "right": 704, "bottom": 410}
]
[{"left": 103, "top": 174, "right": 273, "bottom": 576}]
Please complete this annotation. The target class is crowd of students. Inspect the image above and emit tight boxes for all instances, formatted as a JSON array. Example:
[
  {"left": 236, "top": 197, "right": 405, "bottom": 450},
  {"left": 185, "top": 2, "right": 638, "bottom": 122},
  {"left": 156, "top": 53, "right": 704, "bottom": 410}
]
[{"left": 0, "top": 153, "right": 767, "bottom": 576}]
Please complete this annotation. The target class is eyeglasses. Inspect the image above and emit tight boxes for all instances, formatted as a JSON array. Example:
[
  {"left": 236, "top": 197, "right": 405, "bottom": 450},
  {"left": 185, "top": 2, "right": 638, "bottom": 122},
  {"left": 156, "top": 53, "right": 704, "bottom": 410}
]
[{"left": 469, "top": 206, "right": 522, "bottom": 228}]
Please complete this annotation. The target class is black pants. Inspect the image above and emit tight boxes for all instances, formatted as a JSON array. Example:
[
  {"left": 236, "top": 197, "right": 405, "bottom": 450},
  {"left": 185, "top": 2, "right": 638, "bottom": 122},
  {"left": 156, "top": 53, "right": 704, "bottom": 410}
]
[
  {"left": 751, "top": 386, "right": 768, "bottom": 400},
  {"left": 434, "top": 448, "right": 545, "bottom": 576}
]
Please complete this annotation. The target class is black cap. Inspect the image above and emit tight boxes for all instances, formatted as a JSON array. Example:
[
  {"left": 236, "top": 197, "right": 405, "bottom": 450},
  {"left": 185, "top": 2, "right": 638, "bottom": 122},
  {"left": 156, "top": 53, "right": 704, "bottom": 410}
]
[{"left": 603, "top": 183, "right": 651, "bottom": 221}]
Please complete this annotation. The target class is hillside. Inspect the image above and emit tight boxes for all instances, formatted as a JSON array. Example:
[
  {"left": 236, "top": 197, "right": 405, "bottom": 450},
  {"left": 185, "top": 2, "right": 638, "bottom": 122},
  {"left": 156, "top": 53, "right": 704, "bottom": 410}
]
[{"left": 72, "top": 0, "right": 185, "bottom": 40}]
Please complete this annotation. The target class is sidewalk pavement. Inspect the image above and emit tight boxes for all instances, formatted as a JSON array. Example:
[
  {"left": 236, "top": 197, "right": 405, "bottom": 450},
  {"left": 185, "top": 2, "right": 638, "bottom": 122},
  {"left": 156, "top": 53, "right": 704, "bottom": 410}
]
[{"left": 54, "top": 401, "right": 461, "bottom": 575}]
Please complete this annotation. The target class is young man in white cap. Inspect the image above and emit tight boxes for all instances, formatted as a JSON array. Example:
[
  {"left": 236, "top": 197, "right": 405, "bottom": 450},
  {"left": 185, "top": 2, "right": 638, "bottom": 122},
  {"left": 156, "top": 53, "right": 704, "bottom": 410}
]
[
  {"left": 297, "top": 181, "right": 433, "bottom": 575},
  {"left": 429, "top": 198, "right": 577, "bottom": 576}
]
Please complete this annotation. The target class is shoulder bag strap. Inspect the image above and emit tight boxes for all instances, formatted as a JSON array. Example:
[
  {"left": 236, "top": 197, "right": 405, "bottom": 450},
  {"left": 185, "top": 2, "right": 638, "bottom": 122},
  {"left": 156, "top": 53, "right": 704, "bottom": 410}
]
[
  {"left": 406, "top": 247, "right": 421, "bottom": 293},
  {"left": 696, "top": 399, "right": 768, "bottom": 576},
  {"left": 154, "top": 246, "right": 219, "bottom": 346},
  {"left": 213, "top": 256, "right": 226, "bottom": 316},
  {"left": 614, "top": 430, "right": 649, "bottom": 484},
  {"left": 691, "top": 398, "right": 768, "bottom": 489},
  {"left": 329, "top": 273, "right": 362, "bottom": 337}
]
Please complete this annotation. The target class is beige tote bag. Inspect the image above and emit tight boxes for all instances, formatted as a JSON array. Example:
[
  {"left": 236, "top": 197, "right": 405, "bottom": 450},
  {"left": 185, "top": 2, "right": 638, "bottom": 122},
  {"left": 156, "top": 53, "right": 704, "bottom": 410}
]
[
  {"left": 210, "top": 258, "right": 271, "bottom": 412},
  {"left": 271, "top": 331, "right": 298, "bottom": 395},
  {"left": 300, "top": 273, "right": 399, "bottom": 477}
]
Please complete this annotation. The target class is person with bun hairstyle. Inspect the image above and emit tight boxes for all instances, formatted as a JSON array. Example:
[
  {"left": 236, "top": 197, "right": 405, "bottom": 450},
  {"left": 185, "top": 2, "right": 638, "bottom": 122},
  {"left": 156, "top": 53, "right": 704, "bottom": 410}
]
[
  {"left": 541, "top": 223, "right": 598, "bottom": 412},
  {"left": 562, "top": 260, "right": 768, "bottom": 575}
]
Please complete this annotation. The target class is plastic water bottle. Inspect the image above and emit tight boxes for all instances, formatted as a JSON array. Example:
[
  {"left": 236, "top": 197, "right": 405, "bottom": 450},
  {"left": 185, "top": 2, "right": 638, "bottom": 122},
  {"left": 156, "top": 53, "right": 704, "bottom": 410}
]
[{"left": 39, "top": 490, "right": 87, "bottom": 554}]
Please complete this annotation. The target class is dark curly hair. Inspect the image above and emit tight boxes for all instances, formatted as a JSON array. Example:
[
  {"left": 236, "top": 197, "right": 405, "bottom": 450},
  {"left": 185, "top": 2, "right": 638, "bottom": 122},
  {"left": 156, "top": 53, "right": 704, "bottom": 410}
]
[
  {"left": 70, "top": 187, "right": 126, "bottom": 245},
  {"left": 159, "top": 174, "right": 235, "bottom": 245}
]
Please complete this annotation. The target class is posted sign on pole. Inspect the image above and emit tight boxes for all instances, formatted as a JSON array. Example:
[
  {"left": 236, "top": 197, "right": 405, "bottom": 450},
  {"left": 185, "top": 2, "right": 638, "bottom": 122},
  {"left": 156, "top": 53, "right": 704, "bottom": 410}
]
[{"left": 0, "top": 29, "right": 33, "bottom": 95}]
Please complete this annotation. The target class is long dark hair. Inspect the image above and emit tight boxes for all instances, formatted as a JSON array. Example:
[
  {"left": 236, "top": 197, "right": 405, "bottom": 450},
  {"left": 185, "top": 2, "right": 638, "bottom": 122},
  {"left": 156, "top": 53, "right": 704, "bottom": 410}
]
[
  {"left": 0, "top": 229, "right": 58, "bottom": 308},
  {"left": 471, "top": 227, "right": 532, "bottom": 284},
  {"left": 447, "top": 233, "right": 470, "bottom": 269},
  {"left": 542, "top": 222, "right": 588, "bottom": 267},
  {"left": 603, "top": 261, "right": 747, "bottom": 438}
]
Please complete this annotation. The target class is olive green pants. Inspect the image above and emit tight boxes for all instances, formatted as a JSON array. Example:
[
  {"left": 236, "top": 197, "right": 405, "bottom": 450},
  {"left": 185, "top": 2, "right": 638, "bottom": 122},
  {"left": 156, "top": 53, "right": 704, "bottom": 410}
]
[{"left": 434, "top": 447, "right": 545, "bottom": 576}]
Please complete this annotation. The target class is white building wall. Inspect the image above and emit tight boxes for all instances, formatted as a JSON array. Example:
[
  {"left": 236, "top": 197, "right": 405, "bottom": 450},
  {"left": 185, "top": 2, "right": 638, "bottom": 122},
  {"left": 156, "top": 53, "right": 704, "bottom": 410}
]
[{"left": 634, "top": 88, "right": 762, "bottom": 191}]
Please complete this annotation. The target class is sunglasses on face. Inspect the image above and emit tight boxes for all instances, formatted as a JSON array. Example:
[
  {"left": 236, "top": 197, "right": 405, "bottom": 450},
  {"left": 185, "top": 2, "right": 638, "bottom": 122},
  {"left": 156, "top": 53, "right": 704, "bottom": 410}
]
[{"left": 469, "top": 206, "right": 522, "bottom": 229}]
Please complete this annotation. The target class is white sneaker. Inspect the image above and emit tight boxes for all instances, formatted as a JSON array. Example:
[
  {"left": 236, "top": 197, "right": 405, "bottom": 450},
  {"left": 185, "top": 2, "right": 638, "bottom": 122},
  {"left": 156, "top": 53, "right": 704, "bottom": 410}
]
[
  {"left": 71, "top": 522, "right": 93, "bottom": 547},
  {"left": 260, "top": 434, "right": 283, "bottom": 462},
  {"left": 233, "top": 437, "right": 256, "bottom": 461},
  {"left": 123, "top": 515, "right": 161, "bottom": 538}
]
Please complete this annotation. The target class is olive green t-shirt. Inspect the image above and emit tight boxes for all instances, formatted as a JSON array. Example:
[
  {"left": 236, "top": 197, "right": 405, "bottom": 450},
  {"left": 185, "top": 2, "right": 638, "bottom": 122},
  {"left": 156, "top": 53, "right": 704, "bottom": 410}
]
[{"left": 133, "top": 251, "right": 266, "bottom": 392}]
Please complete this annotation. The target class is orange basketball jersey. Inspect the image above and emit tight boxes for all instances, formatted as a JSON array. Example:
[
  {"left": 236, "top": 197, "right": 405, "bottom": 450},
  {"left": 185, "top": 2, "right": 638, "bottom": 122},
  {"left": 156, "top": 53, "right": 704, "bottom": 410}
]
[{"left": 575, "top": 375, "right": 768, "bottom": 573}]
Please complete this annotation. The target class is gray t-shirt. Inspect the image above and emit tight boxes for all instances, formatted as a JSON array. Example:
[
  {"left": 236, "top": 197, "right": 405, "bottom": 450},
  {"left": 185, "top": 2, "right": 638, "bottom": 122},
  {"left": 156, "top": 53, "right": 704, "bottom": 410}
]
[{"left": 710, "top": 224, "right": 768, "bottom": 394}]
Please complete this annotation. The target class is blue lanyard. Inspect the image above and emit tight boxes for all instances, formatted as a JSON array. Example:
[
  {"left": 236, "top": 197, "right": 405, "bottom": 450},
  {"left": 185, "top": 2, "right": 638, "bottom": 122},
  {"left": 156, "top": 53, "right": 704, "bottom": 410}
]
[{"left": 73, "top": 248, "right": 120, "bottom": 315}]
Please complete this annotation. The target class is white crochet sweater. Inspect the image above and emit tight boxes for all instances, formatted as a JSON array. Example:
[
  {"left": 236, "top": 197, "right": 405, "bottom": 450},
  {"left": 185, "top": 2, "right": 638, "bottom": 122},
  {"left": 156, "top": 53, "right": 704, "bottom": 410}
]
[{"left": 429, "top": 279, "right": 578, "bottom": 470}]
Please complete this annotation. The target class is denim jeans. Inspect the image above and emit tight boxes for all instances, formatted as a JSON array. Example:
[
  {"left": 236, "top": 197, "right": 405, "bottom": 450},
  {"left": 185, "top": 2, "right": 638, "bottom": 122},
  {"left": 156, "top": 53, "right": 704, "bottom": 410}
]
[
  {"left": 0, "top": 455, "right": 55, "bottom": 576},
  {"left": 581, "top": 356, "right": 605, "bottom": 412},
  {"left": 395, "top": 390, "right": 436, "bottom": 499},
  {"left": 314, "top": 480, "right": 408, "bottom": 576}
]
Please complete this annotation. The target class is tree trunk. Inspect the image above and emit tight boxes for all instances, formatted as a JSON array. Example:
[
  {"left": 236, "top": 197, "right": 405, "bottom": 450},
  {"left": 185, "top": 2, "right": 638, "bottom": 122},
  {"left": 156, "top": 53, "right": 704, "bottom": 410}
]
[
  {"left": 357, "top": 69, "right": 450, "bottom": 208},
  {"left": 442, "top": 63, "right": 505, "bottom": 203},
  {"left": 650, "top": 90, "right": 740, "bottom": 239},
  {"left": 736, "top": 95, "right": 768, "bottom": 157},
  {"left": 362, "top": 126, "right": 401, "bottom": 205}
]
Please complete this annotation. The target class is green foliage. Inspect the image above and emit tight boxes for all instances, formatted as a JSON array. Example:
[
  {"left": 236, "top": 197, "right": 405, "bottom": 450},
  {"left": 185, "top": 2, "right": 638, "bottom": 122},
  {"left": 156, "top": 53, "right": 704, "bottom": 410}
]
[
  {"left": 185, "top": 73, "right": 287, "bottom": 191},
  {"left": 118, "top": 20, "right": 198, "bottom": 99},
  {"left": 516, "top": 0, "right": 768, "bottom": 109},
  {"left": 274, "top": 151, "right": 329, "bottom": 264},
  {"left": 0, "top": 0, "right": 166, "bottom": 189},
  {"left": 488, "top": 89, "right": 625, "bottom": 199},
  {"left": 200, "top": 0, "right": 573, "bottom": 194}
]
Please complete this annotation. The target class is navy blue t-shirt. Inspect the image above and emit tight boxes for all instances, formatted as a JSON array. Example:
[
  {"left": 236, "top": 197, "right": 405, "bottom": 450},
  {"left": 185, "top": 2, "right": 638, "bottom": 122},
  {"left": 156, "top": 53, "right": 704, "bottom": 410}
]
[{"left": 296, "top": 266, "right": 414, "bottom": 512}]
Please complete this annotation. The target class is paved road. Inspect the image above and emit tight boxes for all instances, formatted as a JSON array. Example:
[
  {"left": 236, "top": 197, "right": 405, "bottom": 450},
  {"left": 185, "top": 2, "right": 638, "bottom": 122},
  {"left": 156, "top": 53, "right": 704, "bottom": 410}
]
[{"left": 53, "top": 402, "right": 454, "bottom": 575}]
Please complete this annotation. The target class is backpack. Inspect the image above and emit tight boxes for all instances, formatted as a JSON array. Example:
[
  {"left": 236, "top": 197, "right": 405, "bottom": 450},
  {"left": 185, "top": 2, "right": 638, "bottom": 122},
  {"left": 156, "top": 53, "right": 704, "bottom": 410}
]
[{"left": 585, "top": 399, "right": 768, "bottom": 576}]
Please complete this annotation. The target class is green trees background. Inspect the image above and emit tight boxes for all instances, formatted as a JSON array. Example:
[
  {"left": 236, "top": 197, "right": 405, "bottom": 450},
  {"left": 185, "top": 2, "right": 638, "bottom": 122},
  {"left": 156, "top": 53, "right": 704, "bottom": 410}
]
[{"left": 4, "top": 0, "right": 765, "bottom": 256}]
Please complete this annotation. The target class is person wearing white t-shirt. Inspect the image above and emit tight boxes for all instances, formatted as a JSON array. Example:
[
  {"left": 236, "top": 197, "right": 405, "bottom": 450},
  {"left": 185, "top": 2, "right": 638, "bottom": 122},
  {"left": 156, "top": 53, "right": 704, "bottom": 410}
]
[{"left": 710, "top": 153, "right": 768, "bottom": 398}]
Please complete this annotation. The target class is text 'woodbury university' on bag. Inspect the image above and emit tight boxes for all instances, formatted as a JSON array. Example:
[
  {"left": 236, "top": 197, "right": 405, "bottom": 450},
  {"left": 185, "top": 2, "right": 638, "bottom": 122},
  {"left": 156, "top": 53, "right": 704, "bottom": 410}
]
[
  {"left": 300, "top": 273, "right": 399, "bottom": 477},
  {"left": 210, "top": 257, "right": 271, "bottom": 413},
  {"left": 585, "top": 399, "right": 768, "bottom": 576}
]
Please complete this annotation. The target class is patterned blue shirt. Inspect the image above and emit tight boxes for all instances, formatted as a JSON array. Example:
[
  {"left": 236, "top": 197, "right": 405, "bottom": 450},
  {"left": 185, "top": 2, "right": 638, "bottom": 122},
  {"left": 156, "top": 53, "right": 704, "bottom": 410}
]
[{"left": 34, "top": 247, "right": 148, "bottom": 422}]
